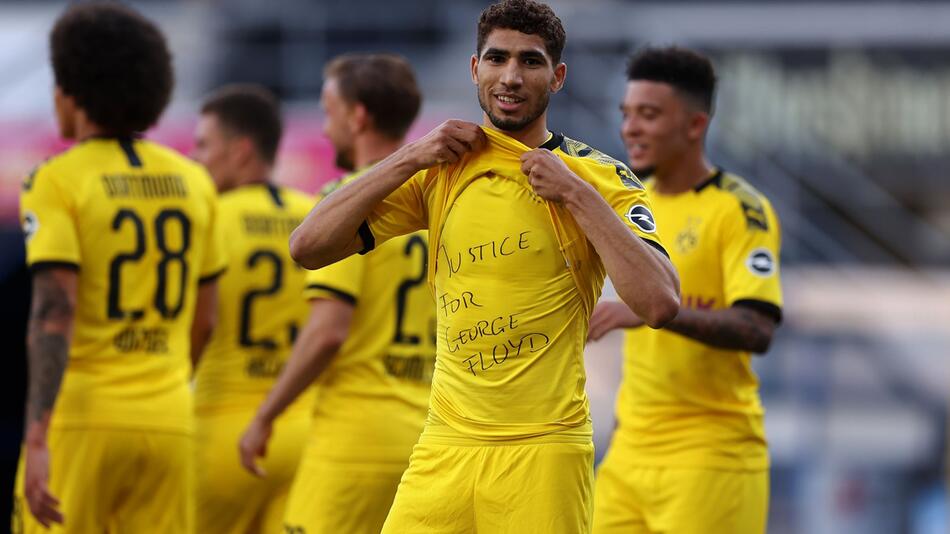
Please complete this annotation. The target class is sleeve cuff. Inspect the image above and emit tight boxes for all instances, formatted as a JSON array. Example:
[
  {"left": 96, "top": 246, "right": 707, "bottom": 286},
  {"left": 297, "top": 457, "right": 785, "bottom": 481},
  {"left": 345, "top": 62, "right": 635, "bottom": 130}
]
[
  {"left": 640, "top": 238, "right": 669, "bottom": 259},
  {"left": 29, "top": 261, "right": 80, "bottom": 274},
  {"left": 306, "top": 284, "right": 357, "bottom": 306},
  {"left": 732, "top": 299, "right": 782, "bottom": 324},
  {"left": 357, "top": 221, "right": 376, "bottom": 255},
  {"left": 198, "top": 266, "right": 227, "bottom": 284}
]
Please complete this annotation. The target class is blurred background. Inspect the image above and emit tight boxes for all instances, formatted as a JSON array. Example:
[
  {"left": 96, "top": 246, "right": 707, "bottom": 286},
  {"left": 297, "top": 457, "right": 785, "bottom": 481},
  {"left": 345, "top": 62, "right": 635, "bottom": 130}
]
[{"left": 1, "top": 1, "right": 949, "bottom": 533}]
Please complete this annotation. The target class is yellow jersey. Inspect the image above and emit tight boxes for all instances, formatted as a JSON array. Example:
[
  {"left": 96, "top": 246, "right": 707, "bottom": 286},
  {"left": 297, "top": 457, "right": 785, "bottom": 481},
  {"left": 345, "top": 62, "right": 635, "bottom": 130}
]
[
  {"left": 617, "top": 170, "right": 783, "bottom": 471},
  {"left": 19, "top": 137, "right": 227, "bottom": 433},
  {"left": 194, "top": 183, "right": 315, "bottom": 415},
  {"left": 305, "top": 170, "right": 435, "bottom": 462},
  {"left": 363, "top": 127, "right": 666, "bottom": 442}
]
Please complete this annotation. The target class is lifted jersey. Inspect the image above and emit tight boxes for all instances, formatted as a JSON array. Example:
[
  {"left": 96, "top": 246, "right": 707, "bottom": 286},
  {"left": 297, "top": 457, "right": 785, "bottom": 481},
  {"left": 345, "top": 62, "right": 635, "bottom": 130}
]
[
  {"left": 304, "top": 170, "right": 435, "bottom": 462},
  {"left": 363, "top": 127, "right": 666, "bottom": 442},
  {"left": 194, "top": 184, "right": 315, "bottom": 415},
  {"left": 618, "top": 170, "right": 783, "bottom": 470},
  {"left": 19, "top": 137, "right": 226, "bottom": 433}
]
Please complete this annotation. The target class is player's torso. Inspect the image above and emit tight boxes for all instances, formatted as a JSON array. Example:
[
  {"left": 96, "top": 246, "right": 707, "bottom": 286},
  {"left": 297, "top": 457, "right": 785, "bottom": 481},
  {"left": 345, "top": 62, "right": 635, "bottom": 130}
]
[
  {"left": 617, "top": 176, "right": 768, "bottom": 468},
  {"left": 194, "top": 184, "right": 314, "bottom": 413},
  {"left": 430, "top": 173, "right": 589, "bottom": 438},
  {"left": 46, "top": 139, "right": 216, "bottom": 431},
  {"left": 311, "top": 229, "right": 436, "bottom": 459}
]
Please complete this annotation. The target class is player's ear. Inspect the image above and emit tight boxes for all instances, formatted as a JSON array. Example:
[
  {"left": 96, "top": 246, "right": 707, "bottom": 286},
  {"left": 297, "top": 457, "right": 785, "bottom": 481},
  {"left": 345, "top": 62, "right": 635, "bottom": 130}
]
[
  {"left": 470, "top": 54, "right": 479, "bottom": 85},
  {"left": 235, "top": 136, "right": 256, "bottom": 165},
  {"left": 350, "top": 102, "right": 370, "bottom": 134},
  {"left": 686, "top": 111, "right": 710, "bottom": 142},
  {"left": 551, "top": 62, "right": 567, "bottom": 93}
]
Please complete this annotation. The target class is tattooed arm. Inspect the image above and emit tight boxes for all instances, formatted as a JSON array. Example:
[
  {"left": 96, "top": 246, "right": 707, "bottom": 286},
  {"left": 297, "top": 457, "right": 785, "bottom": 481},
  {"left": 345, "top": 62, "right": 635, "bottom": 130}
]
[
  {"left": 589, "top": 300, "right": 777, "bottom": 353},
  {"left": 661, "top": 305, "right": 777, "bottom": 353},
  {"left": 23, "top": 267, "right": 76, "bottom": 527}
]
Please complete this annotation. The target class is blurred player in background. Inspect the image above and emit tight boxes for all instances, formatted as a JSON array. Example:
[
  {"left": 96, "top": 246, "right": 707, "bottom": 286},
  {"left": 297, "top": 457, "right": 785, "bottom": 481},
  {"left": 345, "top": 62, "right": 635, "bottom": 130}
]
[
  {"left": 14, "top": 3, "right": 225, "bottom": 532},
  {"left": 589, "top": 47, "right": 783, "bottom": 534},
  {"left": 191, "top": 85, "right": 313, "bottom": 534},
  {"left": 288, "top": 1, "right": 680, "bottom": 532},
  {"left": 238, "top": 53, "right": 435, "bottom": 533}
]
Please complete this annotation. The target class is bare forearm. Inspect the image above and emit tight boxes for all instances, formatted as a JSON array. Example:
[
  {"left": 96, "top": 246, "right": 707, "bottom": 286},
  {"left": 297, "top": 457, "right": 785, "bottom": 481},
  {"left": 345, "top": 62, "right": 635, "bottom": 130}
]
[
  {"left": 190, "top": 282, "right": 217, "bottom": 369},
  {"left": 664, "top": 307, "right": 775, "bottom": 353},
  {"left": 255, "top": 337, "right": 338, "bottom": 423},
  {"left": 24, "top": 271, "right": 75, "bottom": 442},
  {"left": 289, "top": 147, "right": 419, "bottom": 269},
  {"left": 564, "top": 183, "right": 679, "bottom": 327}
]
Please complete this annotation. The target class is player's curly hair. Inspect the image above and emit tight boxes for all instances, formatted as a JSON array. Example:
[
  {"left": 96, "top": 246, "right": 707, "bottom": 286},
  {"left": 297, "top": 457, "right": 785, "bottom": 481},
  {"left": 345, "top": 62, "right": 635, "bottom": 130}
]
[
  {"left": 201, "top": 85, "right": 283, "bottom": 164},
  {"left": 324, "top": 54, "right": 421, "bottom": 140},
  {"left": 477, "top": 0, "right": 566, "bottom": 64},
  {"left": 50, "top": 2, "right": 173, "bottom": 136},
  {"left": 627, "top": 47, "right": 717, "bottom": 114}
]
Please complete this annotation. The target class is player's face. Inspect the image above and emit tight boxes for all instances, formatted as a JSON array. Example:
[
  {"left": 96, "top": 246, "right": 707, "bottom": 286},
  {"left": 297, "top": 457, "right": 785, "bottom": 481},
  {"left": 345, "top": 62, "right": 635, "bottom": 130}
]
[
  {"left": 53, "top": 86, "right": 76, "bottom": 140},
  {"left": 620, "top": 80, "right": 694, "bottom": 173},
  {"left": 472, "top": 29, "right": 565, "bottom": 132},
  {"left": 320, "top": 77, "right": 356, "bottom": 171},
  {"left": 192, "top": 113, "right": 237, "bottom": 191}
]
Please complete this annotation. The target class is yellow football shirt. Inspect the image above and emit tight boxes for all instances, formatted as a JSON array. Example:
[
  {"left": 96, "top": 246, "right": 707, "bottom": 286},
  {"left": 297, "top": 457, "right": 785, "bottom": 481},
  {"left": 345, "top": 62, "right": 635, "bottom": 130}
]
[
  {"left": 19, "top": 137, "right": 227, "bottom": 433},
  {"left": 193, "top": 183, "right": 315, "bottom": 414},
  {"left": 362, "top": 127, "right": 666, "bottom": 442},
  {"left": 616, "top": 170, "right": 783, "bottom": 470},
  {"left": 304, "top": 170, "right": 435, "bottom": 461}
]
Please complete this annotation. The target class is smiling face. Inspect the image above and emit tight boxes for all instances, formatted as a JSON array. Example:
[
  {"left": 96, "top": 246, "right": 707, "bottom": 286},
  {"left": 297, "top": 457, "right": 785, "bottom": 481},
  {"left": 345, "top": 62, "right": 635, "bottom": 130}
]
[
  {"left": 620, "top": 80, "right": 706, "bottom": 174},
  {"left": 472, "top": 28, "right": 565, "bottom": 133}
]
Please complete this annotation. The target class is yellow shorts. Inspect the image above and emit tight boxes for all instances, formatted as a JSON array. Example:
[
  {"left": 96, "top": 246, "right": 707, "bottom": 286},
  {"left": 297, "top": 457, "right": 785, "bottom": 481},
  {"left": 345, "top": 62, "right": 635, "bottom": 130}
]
[
  {"left": 593, "top": 448, "right": 768, "bottom": 534},
  {"left": 12, "top": 427, "right": 193, "bottom": 534},
  {"left": 381, "top": 436, "right": 595, "bottom": 534},
  {"left": 282, "top": 454, "right": 406, "bottom": 534},
  {"left": 195, "top": 409, "right": 309, "bottom": 534}
]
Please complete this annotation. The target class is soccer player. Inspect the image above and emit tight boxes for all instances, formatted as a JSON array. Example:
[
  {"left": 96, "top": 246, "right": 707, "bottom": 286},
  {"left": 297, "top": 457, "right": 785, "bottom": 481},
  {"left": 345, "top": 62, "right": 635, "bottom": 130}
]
[
  {"left": 190, "top": 85, "right": 313, "bottom": 534},
  {"left": 589, "top": 47, "right": 783, "bottom": 534},
  {"left": 238, "top": 54, "right": 435, "bottom": 533},
  {"left": 14, "top": 3, "right": 225, "bottom": 532},
  {"left": 288, "top": 1, "right": 681, "bottom": 532}
]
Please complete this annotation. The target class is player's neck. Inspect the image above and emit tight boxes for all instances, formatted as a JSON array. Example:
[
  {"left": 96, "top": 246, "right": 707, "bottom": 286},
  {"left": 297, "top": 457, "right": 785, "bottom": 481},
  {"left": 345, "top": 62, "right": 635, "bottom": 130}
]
[
  {"left": 232, "top": 161, "right": 272, "bottom": 190},
  {"left": 353, "top": 132, "right": 402, "bottom": 170},
  {"left": 653, "top": 154, "right": 714, "bottom": 196},
  {"left": 482, "top": 114, "right": 550, "bottom": 148},
  {"left": 74, "top": 115, "right": 109, "bottom": 142}
]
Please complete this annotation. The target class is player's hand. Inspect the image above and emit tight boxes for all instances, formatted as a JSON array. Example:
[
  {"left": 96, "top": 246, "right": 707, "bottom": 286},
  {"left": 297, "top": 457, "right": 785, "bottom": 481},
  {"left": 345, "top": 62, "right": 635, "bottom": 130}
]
[
  {"left": 520, "top": 149, "right": 585, "bottom": 203},
  {"left": 238, "top": 417, "right": 272, "bottom": 478},
  {"left": 403, "top": 120, "right": 487, "bottom": 170},
  {"left": 588, "top": 300, "right": 645, "bottom": 342},
  {"left": 24, "top": 442, "right": 63, "bottom": 528}
]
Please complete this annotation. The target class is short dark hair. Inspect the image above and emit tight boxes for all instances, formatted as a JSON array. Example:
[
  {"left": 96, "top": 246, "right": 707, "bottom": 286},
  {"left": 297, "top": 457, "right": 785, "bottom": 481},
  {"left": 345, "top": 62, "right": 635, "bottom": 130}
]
[
  {"left": 324, "top": 54, "right": 421, "bottom": 140},
  {"left": 201, "top": 85, "right": 283, "bottom": 164},
  {"left": 50, "top": 2, "right": 173, "bottom": 136},
  {"left": 477, "top": 0, "right": 566, "bottom": 64},
  {"left": 626, "top": 47, "right": 717, "bottom": 113}
]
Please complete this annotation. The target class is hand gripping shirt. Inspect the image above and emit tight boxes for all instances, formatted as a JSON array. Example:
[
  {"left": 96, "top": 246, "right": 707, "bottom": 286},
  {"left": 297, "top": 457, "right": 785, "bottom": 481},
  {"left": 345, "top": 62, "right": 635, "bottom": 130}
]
[
  {"left": 362, "top": 127, "right": 666, "bottom": 442},
  {"left": 193, "top": 184, "right": 316, "bottom": 416},
  {"left": 19, "top": 138, "right": 227, "bottom": 433},
  {"left": 617, "top": 170, "right": 783, "bottom": 470}
]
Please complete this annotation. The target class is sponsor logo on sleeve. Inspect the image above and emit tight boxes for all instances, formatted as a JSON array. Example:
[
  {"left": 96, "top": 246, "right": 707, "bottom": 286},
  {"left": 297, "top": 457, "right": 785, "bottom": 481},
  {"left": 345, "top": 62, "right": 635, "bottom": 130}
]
[
  {"left": 625, "top": 204, "right": 657, "bottom": 234},
  {"left": 22, "top": 211, "right": 37, "bottom": 242},
  {"left": 746, "top": 248, "right": 775, "bottom": 277}
]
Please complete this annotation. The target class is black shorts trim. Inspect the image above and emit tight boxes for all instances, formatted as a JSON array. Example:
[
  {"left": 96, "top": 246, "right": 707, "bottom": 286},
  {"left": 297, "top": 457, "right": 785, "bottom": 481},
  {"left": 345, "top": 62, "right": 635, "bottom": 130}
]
[
  {"left": 640, "top": 238, "right": 670, "bottom": 259},
  {"left": 357, "top": 221, "right": 376, "bottom": 255},
  {"left": 198, "top": 267, "right": 227, "bottom": 284},
  {"left": 29, "top": 261, "right": 80, "bottom": 274},
  {"left": 306, "top": 284, "right": 357, "bottom": 306},
  {"left": 733, "top": 299, "right": 782, "bottom": 324}
]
